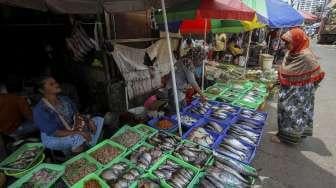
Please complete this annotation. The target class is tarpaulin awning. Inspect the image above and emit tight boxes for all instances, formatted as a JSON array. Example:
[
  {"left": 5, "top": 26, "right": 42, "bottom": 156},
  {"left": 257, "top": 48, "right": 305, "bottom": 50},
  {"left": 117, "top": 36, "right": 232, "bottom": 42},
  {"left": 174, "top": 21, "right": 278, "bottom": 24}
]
[
  {"left": 179, "top": 16, "right": 264, "bottom": 34},
  {"left": 242, "top": 0, "right": 304, "bottom": 28},
  {"left": 299, "top": 10, "right": 318, "bottom": 21},
  {"left": 156, "top": 0, "right": 256, "bottom": 23}
]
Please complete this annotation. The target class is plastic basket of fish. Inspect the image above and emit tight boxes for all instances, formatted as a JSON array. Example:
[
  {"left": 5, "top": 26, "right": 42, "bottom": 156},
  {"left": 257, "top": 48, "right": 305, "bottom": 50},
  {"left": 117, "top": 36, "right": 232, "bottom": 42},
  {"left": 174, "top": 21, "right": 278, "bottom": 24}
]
[
  {"left": 134, "top": 124, "right": 158, "bottom": 138},
  {"left": 72, "top": 173, "right": 110, "bottom": 188},
  {"left": 110, "top": 125, "right": 145, "bottom": 150},
  {"left": 195, "top": 118, "right": 230, "bottom": 135},
  {"left": 172, "top": 140, "right": 213, "bottom": 169},
  {"left": 240, "top": 109, "right": 268, "bottom": 123},
  {"left": 130, "top": 173, "right": 165, "bottom": 188},
  {"left": 182, "top": 123, "right": 221, "bottom": 149},
  {"left": 147, "top": 131, "right": 181, "bottom": 153},
  {"left": 207, "top": 106, "right": 240, "bottom": 126},
  {"left": 0, "top": 143, "right": 44, "bottom": 172},
  {"left": 149, "top": 154, "right": 200, "bottom": 188},
  {"left": 96, "top": 158, "right": 143, "bottom": 188},
  {"left": 226, "top": 122, "right": 264, "bottom": 147},
  {"left": 9, "top": 163, "right": 65, "bottom": 188},
  {"left": 147, "top": 116, "right": 178, "bottom": 133},
  {"left": 213, "top": 136, "right": 257, "bottom": 164},
  {"left": 62, "top": 153, "right": 102, "bottom": 187},
  {"left": 86, "top": 139, "right": 127, "bottom": 167},
  {"left": 171, "top": 112, "right": 202, "bottom": 130},
  {"left": 125, "top": 142, "right": 165, "bottom": 171},
  {"left": 182, "top": 102, "right": 212, "bottom": 118},
  {"left": 217, "top": 91, "right": 245, "bottom": 104},
  {"left": 192, "top": 152, "right": 258, "bottom": 188}
]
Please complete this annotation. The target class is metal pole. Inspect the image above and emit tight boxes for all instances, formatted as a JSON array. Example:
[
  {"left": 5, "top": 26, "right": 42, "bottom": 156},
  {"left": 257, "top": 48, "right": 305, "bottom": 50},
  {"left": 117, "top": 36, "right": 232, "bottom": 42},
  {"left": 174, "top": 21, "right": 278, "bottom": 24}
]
[
  {"left": 202, "top": 19, "right": 207, "bottom": 91},
  {"left": 244, "top": 30, "right": 253, "bottom": 77},
  {"left": 160, "top": 0, "right": 183, "bottom": 137}
]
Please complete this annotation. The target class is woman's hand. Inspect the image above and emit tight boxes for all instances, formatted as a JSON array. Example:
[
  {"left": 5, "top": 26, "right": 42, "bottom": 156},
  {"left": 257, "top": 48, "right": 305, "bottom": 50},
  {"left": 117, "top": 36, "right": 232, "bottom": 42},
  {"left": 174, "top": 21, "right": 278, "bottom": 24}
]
[{"left": 79, "top": 131, "right": 92, "bottom": 142}]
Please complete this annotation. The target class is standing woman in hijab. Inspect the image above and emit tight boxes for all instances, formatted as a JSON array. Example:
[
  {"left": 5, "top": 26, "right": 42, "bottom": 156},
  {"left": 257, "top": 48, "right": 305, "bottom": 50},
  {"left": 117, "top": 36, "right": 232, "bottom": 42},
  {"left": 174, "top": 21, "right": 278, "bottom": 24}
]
[{"left": 272, "top": 28, "right": 325, "bottom": 144}]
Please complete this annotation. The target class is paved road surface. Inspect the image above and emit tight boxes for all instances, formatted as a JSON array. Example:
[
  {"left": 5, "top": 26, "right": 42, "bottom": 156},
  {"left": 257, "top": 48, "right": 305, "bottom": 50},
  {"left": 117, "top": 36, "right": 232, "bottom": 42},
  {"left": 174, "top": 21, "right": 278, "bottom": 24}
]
[{"left": 253, "top": 42, "right": 336, "bottom": 188}]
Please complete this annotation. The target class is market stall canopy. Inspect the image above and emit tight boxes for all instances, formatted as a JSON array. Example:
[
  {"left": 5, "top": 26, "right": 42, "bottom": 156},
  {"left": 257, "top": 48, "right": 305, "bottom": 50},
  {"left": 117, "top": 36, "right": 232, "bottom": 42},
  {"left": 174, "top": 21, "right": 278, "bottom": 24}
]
[
  {"left": 155, "top": 0, "right": 256, "bottom": 23},
  {"left": 242, "top": 0, "right": 304, "bottom": 28},
  {"left": 0, "top": 0, "right": 190, "bottom": 14},
  {"left": 179, "top": 16, "right": 264, "bottom": 34},
  {"left": 299, "top": 10, "right": 318, "bottom": 21}
]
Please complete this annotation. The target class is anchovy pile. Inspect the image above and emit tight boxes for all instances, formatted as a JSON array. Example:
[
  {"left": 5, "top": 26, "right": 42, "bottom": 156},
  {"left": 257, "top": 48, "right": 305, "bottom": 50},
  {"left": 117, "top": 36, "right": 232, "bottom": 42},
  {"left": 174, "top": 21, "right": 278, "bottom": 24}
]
[
  {"left": 154, "top": 160, "right": 194, "bottom": 188},
  {"left": 228, "top": 124, "right": 259, "bottom": 146},
  {"left": 188, "top": 127, "right": 215, "bottom": 147},
  {"left": 64, "top": 159, "right": 97, "bottom": 186},
  {"left": 216, "top": 136, "right": 251, "bottom": 162},
  {"left": 202, "top": 121, "right": 223, "bottom": 133},
  {"left": 173, "top": 142, "right": 211, "bottom": 168},
  {"left": 147, "top": 132, "right": 179, "bottom": 151},
  {"left": 138, "top": 179, "right": 160, "bottom": 188},
  {"left": 129, "top": 146, "right": 163, "bottom": 170},
  {"left": 240, "top": 109, "right": 266, "bottom": 122},
  {"left": 198, "top": 153, "right": 257, "bottom": 188},
  {"left": 180, "top": 115, "right": 198, "bottom": 127},
  {"left": 100, "top": 162, "right": 140, "bottom": 188},
  {"left": 111, "top": 130, "right": 141, "bottom": 148}
]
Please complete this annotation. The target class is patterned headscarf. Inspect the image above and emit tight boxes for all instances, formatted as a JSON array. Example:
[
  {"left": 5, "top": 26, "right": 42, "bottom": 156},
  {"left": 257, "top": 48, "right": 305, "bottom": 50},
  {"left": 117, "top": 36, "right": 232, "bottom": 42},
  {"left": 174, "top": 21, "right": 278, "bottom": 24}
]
[
  {"left": 281, "top": 28, "right": 310, "bottom": 54},
  {"left": 181, "top": 46, "right": 207, "bottom": 71}
]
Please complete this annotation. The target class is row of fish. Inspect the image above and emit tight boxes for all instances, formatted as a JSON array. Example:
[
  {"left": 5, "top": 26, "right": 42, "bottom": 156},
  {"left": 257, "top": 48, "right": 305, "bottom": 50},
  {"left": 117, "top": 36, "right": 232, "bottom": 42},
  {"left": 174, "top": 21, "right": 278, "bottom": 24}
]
[
  {"left": 216, "top": 136, "right": 252, "bottom": 162},
  {"left": 129, "top": 146, "right": 163, "bottom": 170},
  {"left": 180, "top": 115, "right": 198, "bottom": 127},
  {"left": 154, "top": 160, "right": 195, "bottom": 188},
  {"left": 3, "top": 147, "right": 42, "bottom": 170},
  {"left": 240, "top": 109, "right": 266, "bottom": 122},
  {"left": 234, "top": 118, "right": 263, "bottom": 132},
  {"left": 147, "top": 131, "right": 180, "bottom": 152},
  {"left": 202, "top": 121, "right": 224, "bottom": 133},
  {"left": 228, "top": 124, "right": 260, "bottom": 146},
  {"left": 100, "top": 162, "right": 141, "bottom": 188},
  {"left": 173, "top": 142, "right": 211, "bottom": 168},
  {"left": 198, "top": 153, "right": 257, "bottom": 188},
  {"left": 187, "top": 127, "right": 215, "bottom": 147}
]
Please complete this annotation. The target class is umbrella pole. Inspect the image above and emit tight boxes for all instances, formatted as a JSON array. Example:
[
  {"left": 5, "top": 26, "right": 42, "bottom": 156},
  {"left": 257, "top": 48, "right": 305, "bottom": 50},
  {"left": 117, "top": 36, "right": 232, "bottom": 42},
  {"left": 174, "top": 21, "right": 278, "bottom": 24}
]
[
  {"left": 160, "top": 0, "right": 183, "bottom": 137},
  {"left": 202, "top": 19, "right": 207, "bottom": 91},
  {"left": 244, "top": 30, "right": 253, "bottom": 78}
]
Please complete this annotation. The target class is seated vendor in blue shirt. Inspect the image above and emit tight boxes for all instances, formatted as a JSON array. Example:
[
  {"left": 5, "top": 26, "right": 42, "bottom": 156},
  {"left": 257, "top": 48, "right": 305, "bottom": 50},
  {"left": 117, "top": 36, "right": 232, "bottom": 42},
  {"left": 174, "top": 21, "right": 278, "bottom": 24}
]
[{"left": 33, "top": 76, "right": 104, "bottom": 153}]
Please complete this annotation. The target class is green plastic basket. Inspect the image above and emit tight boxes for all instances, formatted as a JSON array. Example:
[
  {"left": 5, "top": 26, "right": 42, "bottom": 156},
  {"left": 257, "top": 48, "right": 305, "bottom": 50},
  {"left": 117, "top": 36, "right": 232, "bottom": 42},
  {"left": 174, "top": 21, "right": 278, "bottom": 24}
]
[
  {"left": 130, "top": 173, "right": 164, "bottom": 188},
  {"left": 71, "top": 173, "right": 109, "bottom": 188},
  {"left": 86, "top": 139, "right": 127, "bottom": 167},
  {"left": 0, "top": 143, "right": 44, "bottom": 172},
  {"left": 9, "top": 163, "right": 64, "bottom": 188},
  {"left": 110, "top": 125, "right": 145, "bottom": 150},
  {"left": 134, "top": 124, "right": 158, "bottom": 138},
  {"left": 146, "top": 131, "right": 181, "bottom": 154},
  {"left": 4, "top": 154, "right": 45, "bottom": 178},
  {"left": 62, "top": 153, "right": 102, "bottom": 187},
  {"left": 172, "top": 140, "right": 213, "bottom": 169},
  {"left": 96, "top": 158, "right": 144, "bottom": 187},
  {"left": 149, "top": 154, "right": 200, "bottom": 188}
]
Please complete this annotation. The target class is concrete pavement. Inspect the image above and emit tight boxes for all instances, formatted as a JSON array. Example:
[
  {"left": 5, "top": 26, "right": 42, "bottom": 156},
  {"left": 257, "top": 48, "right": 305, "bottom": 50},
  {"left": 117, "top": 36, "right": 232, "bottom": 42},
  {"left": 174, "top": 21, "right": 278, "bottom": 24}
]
[{"left": 252, "top": 42, "right": 336, "bottom": 188}]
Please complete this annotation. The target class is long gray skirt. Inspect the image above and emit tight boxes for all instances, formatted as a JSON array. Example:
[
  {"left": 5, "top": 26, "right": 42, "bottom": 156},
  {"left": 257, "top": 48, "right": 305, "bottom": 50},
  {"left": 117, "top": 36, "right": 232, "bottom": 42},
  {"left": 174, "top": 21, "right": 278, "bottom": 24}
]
[{"left": 277, "top": 83, "right": 316, "bottom": 144}]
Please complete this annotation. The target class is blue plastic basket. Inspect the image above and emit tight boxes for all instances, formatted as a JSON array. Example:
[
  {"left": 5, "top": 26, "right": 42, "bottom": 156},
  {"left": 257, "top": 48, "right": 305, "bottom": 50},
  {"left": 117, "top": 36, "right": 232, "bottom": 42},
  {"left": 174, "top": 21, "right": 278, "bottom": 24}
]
[
  {"left": 171, "top": 112, "right": 203, "bottom": 130},
  {"left": 213, "top": 136, "right": 256, "bottom": 164},
  {"left": 182, "top": 121, "right": 221, "bottom": 149},
  {"left": 147, "top": 116, "right": 178, "bottom": 133},
  {"left": 197, "top": 118, "right": 231, "bottom": 135}
]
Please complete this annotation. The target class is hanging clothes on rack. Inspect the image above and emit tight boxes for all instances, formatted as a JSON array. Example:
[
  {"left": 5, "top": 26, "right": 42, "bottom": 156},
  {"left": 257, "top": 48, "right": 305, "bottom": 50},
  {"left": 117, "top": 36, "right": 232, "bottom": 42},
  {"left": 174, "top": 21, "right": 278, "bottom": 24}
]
[{"left": 66, "top": 23, "right": 96, "bottom": 62}]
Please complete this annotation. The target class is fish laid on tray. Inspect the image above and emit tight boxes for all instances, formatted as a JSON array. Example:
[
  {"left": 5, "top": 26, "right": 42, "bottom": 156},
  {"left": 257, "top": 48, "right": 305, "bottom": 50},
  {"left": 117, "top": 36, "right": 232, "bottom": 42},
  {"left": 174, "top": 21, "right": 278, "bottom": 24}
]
[
  {"left": 101, "top": 162, "right": 141, "bottom": 188},
  {"left": 173, "top": 142, "right": 211, "bottom": 168},
  {"left": 129, "top": 146, "right": 163, "bottom": 170},
  {"left": 22, "top": 168, "right": 59, "bottom": 188},
  {"left": 216, "top": 136, "right": 251, "bottom": 162},
  {"left": 154, "top": 160, "right": 195, "bottom": 188},
  {"left": 180, "top": 115, "right": 198, "bottom": 127},
  {"left": 190, "top": 102, "right": 212, "bottom": 115},
  {"left": 111, "top": 129, "right": 141, "bottom": 148},
  {"left": 147, "top": 132, "right": 179, "bottom": 152},
  {"left": 2, "top": 147, "right": 42, "bottom": 170},
  {"left": 198, "top": 153, "right": 257, "bottom": 188},
  {"left": 63, "top": 159, "right": 97, "bottom": 186},
  {"left": 233, "top": 118, "right": 263, "bottom": 132},
  {"left": 228, "top": 124, "right": 260, "bottom": 146},
  {"left": 202, "top": 121, "right": 223, "bottom": 133},
  {"left": 187, "top": 127, "right": 215, "bottom": 147},
  {"left": 240, "top": 109, "right": 266, "bottom": 122}
]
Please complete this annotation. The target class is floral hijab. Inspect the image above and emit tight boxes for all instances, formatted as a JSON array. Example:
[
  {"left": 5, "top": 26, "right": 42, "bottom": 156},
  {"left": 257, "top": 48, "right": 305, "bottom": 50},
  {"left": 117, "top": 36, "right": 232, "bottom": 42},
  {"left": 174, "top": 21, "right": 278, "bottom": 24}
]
[{"left": 180, "top": 46, "right": 207, "bottom": 71}]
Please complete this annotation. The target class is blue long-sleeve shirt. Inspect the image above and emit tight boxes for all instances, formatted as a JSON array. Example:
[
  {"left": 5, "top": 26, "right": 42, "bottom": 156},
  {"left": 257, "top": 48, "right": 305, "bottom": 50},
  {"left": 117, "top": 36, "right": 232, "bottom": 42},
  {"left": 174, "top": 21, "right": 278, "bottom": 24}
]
[{"left": 33, "top": 96, "right": 77, "bottom": 136}]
